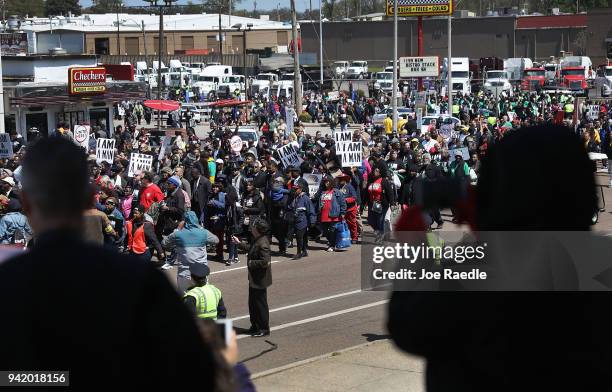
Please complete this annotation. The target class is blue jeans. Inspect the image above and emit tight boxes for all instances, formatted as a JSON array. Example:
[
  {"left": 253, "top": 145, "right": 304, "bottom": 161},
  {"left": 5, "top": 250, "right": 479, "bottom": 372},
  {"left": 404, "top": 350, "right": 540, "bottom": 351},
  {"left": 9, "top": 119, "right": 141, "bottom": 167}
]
[{"left": 226, "top": 231, "right": 237, "bottom": 259}]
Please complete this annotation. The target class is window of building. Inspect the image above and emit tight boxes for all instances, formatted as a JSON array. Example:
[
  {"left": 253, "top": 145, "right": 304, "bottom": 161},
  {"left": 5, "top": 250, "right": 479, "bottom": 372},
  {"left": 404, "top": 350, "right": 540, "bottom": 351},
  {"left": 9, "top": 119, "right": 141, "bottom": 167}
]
[
  {"left": 153, "top": 36, "right": 168, "bottom": 54},
  {"left": 57, "top": 111, "right": 85, "bottom": 132},
  {"left": 277, "top": 31, "right": 288, "bottom": 46},
  {"left": 181, "top": 36, "right": 195, "bottom": 50},
  {"left": 207, "top": 35, "right": 217, "bottom": 50},
  {"left": 125, "top": 37, "right": 140, "bottom": 55},
  {"left": 232, "top": 35, "right": 244, "bottom": 53},
  {"left": 94, "top": 38, "right": 110, "bottom": 55}
]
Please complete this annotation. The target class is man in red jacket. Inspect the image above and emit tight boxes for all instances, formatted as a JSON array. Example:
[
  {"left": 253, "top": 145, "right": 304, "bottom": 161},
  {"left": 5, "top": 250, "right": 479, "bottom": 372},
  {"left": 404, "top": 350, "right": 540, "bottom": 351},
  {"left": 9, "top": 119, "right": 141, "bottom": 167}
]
[{"left": 139, "top": 171, "right": 164, "bottom": 211}]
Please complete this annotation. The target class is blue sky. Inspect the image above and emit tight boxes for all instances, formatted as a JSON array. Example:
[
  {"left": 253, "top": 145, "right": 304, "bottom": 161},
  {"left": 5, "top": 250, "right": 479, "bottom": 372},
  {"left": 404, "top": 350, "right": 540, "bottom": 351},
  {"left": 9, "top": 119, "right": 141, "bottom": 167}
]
[{"left": 79, "top": 0, "right": 312, "bottom": 12}]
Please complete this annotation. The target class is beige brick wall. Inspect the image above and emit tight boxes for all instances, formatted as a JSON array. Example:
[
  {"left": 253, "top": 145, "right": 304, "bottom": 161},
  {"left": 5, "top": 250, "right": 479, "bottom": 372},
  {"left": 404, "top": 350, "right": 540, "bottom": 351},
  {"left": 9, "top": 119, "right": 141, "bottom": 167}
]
[{"left": 85, "top": 29, "right": 291, "bottom": 55}]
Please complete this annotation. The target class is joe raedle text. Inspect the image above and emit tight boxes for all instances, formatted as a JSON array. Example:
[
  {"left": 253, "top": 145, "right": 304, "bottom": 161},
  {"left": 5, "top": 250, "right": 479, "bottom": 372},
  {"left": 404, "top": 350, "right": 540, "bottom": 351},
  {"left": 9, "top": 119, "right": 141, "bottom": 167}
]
[{"left": 373, "top": 268, "right": 487, "bottom": 281}]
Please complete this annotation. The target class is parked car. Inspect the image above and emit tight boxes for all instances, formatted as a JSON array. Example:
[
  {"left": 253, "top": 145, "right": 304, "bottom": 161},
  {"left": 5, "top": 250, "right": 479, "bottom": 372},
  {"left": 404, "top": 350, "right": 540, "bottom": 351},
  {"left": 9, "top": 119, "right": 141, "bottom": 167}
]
[
  {"left": 237, "top": 126, "right": 260, "bottom": 145},
  {"left": 332, "top": 61, "right": 350, "bottom": 78},
  {"left": 372, "top": 107, "right": 414, "bottom": 126},
  {"left": 420, "top": 115, "right": 460, "bottom": 134}
]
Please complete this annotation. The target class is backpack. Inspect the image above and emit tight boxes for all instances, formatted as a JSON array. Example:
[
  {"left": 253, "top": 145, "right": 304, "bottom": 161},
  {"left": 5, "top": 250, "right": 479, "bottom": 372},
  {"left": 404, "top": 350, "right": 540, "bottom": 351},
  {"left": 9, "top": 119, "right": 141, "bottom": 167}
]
[{"left": 181, "top": 189, "right": 191, "bottom": 210}]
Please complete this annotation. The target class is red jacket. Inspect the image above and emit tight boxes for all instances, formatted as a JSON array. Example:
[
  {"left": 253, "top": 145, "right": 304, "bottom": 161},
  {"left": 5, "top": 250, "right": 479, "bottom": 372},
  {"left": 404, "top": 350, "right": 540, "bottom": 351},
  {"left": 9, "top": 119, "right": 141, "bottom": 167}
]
[{"left": 139, "top": 183, "right": 164, "bottom": 211}]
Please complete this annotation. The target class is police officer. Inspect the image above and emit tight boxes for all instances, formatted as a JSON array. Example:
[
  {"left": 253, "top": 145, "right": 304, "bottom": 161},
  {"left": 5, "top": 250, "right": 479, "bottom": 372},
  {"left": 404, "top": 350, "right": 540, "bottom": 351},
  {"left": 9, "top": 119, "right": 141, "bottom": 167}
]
[{"left": 183, "top": 263, "right": 227, "bottom": 320}]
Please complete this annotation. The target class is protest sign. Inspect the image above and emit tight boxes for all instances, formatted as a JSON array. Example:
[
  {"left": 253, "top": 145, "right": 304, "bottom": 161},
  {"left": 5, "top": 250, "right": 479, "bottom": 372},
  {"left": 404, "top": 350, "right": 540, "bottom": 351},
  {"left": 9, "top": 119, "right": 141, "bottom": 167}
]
[
  {"left": 127, "top": 153, "right": 154, "bottom": 177},
  {"left": 337, "top": 141, "right": 362, "bottom": 167},
  {"left": 230, "top": 135, "right": 243, "bottom": 154},
  {"left": 96, "top": 138, "right": 116, "bottom": 164},
  {"left": 587, "top": 105, "right": 600, "bottom": 121},
  {"left": 285, "top": 107, "right": 295, "bottom": 138},
  {"left": 277, "top": 142, "right": 303, "bottom": 168},
  {"left": 334, "top": 130, "right": 352, "bottom": 144},
  {"left": 449, "top": 147, "right": 470, "bottom": 160},
  {"left": 0, "top": 134, "right": 13, "bottom": 159},
  {"left": 158, "top": 136, "right": 172, "bottom": 160},
  {"left": 73, "top": 125, "right": 90, "bottom": 150},
  {"left": 439, "top": 123, "right": 453, "bottom": 140},
  {"left": 303, "top": 173, "right": 323, "bottom": 198}
]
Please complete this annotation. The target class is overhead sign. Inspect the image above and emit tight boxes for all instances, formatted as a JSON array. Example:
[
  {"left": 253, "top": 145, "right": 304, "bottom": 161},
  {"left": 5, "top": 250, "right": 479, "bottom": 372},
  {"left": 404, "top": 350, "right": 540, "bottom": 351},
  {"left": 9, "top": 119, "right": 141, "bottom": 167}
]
[
  {"left": 0, "top": 134, "right": 13, "bottom": 159},
  {"left": 277, "top": 142, "right": 304, "bottom": 168},
  {"left": 386, "top": 0, "right": 452, "bottom": 16},
  {"left": 128, "top": 153, "right": 154, "bottom": 177},
  {"left": 96, "top": 138, "right": 116, "bottom": 165},
  {"left": 68, "top": 67, "right": 107, "bottom": 95},
  {"left": 74, "top": 125, "right": 90, "bottom": 150},
  {"left": 400, "top": 57, "right": 440, "bottom": 78}
]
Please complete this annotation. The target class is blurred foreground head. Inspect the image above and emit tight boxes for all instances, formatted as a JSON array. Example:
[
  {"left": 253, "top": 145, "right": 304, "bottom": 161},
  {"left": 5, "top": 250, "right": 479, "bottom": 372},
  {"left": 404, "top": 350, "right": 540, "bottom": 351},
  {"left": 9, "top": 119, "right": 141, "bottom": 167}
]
[
  {"left": 21, "top": 137, "right": 89, "bottom": 230},
  {"left": 476, "top": 125, "right": 596, "bottom": 231}
]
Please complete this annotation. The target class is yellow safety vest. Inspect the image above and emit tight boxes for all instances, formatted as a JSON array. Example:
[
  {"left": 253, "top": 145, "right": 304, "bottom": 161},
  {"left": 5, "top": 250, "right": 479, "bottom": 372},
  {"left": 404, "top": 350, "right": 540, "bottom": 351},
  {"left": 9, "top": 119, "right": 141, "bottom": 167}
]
[
  {"left": 184, "top": 284, "right": 222, "bottom": 319},
  {"left": 564, "top": 103, "right": 574, "bottom": 113},
  {"left": 452, "top": 104, "right": 460, "bottom": 115}
]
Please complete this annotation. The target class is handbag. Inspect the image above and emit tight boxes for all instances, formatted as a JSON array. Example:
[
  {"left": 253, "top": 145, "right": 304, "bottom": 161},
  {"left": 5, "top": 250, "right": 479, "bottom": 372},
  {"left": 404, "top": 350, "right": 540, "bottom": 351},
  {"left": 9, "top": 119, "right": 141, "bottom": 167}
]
[
  {"left": 335, "top": 222, "right": 352, "bottom": 249},
  {"left": 371, "top": 200, "right": 383, "bottom": 214}
]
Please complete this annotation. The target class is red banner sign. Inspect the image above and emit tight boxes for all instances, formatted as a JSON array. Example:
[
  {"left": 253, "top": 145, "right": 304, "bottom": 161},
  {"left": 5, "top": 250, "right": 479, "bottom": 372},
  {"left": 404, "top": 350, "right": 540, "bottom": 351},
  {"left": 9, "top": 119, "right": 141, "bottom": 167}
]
[{"left": 68, "top": 67, "right": 106, "bottom": 95}]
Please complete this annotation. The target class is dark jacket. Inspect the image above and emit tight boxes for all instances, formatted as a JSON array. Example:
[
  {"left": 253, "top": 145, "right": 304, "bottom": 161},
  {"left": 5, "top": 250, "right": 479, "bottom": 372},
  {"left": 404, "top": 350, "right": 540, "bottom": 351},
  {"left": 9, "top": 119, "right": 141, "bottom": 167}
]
[
  {"left": 288, "top": 192, "right": 317, "bottom": 230},
  {"left": 241, "top": 190, "right": 265, "bottom": 221},
  {"left": 0, "top": 229, "right": 217, "bottom": 389},
  {"left": 239, "top": 234, "right": 272, "bottom": 289},
  {"left": 191, "top": 175, "right": 212, "bottom": 216}
]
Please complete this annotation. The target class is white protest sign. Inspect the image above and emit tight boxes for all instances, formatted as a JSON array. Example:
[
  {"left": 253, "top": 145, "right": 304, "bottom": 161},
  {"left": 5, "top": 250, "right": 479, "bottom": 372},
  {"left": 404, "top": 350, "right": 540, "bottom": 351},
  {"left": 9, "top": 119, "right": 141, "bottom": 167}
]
[
  {"left": 416, "top": 108, "right": 423, "bottom": 130},
  {"left": 507, "top": 111, "right": 516, "bottom": 122},
  {"left": 587, "top": 105, "right": 600, "bottom": 121},
  {"left": 439, "top": 123, "right": 453, "bottom": 140},
  {"left": 158, "top": 136, "right": 172, "bottom": 160},
  {"left": 334, "top": 130, "right": 352, "bottom": 144},
  {"left": 117, "top": 106, "right": 125, "bottom": 117},
  {"left": 0, "top": 134, "right": 13, "bottom": 159},
  {"left": 303, "top": 173, "right": 322, "bottom": 199},
  {"left": 230, "top": 135, "right": 243, "bottom": 154},
  {"left": 337, "top": 141, "right": 362, "bottom": 167},
  {"left": 449, "top": 147, "right": 470, "bottom": 161},
  {"left": 277, "top": 142, "right": 303, "bottom": 168},
  {"left": 400, "top": 56, "right": 439, "bottom": 78},
  {"left": 74, "top": 125, "right": 90, "bottom": 150},
  {"left": 285, "top": 107, "right": 295, "bottom": 138},
  {"left": 96, "top": 138, "right": 116, "bottom": 165},
  {"left": 128, "top": 153, "right": 154, "bottom": 177}
]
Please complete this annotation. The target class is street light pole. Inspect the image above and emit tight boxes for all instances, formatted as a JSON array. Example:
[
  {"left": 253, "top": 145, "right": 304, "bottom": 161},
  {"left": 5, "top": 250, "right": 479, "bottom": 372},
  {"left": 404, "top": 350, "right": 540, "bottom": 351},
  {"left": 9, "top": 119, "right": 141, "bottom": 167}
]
[
  {"left": 218, "top": 5, "right": 223, "bottom": 61},
  {"left": 319, "top": 0, "right": 323, "bottom": 92},
  {"left": 392, "top": 0, "right": 397, "bottom": 134},
  {"left": 290, "top": 0, "right": 302, "bottom": 114},
  {"left": 116, "top": 2, "right": 122, "bottom": 55},
  {"left": 142, "top": 20, "right": 151, "bottom": 98}
]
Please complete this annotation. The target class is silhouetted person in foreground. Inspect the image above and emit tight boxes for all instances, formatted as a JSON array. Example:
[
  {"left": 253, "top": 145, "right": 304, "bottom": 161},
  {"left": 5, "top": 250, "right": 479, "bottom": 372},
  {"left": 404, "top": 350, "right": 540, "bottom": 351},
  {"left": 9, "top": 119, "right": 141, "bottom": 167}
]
[
  {"left": 389, "top": 125, "right": 610, "bottom": 391},
  {"left": 0, "top": 137, "right": 219, "bottom": 389}
]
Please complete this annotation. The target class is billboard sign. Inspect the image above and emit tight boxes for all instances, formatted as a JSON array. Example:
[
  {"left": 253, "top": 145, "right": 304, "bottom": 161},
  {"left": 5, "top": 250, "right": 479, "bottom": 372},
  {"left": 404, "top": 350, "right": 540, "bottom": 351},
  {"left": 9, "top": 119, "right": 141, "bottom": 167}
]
[
  {"left": 400, "top": 56, "right": 440, "bottom": 78},
  {"left": 68, "top": 67, "right": 107, "bottom": 95},
  {"left": 0, "top": 33, "right": 28, "bottom": 55},
  {"left": 386, "top": 0, "right": 452, "bottom": 16}
]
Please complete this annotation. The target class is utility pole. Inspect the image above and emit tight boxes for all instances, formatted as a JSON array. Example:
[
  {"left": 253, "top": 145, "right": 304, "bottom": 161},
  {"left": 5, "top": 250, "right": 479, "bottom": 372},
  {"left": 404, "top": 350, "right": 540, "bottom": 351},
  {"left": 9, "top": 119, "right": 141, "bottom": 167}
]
[
  {"left": 158, "top": 5, "right": 164, "bottom": 131},
  {"left": 116, "top": 2, "right": 122, "bottom": 55},
  {"left": 218, "top": 4, "right": 223, "bottom": 61},
  {"left": 447, "top": 13, "right": 452, "bottom": 114},
  {"left": 0, "top": 45, "right": 5, "bottom": 134},
  {"left": 290, "top": 0, "right": 302, "bottom": 114},
  {"left": 319, "top": 0, "right": 323, "bottom": 92},
  {"left": 392, "top": 0, "right": 397, "bottom": 134},
  {"left": 142, "top": 20, "right": 151, "bottom": 99}
]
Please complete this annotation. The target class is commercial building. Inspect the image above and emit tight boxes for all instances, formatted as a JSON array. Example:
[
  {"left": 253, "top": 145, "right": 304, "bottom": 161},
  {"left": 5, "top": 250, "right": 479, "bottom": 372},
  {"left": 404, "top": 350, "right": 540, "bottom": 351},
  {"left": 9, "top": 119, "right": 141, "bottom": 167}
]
[
  {"left": 20, "top": 13, "right": 293, "bottom": 56},
  {"left": 3, "top": 54, "right": 146, "bottom": 138},
  {"left": 300, "top": 12, "right": 596, "bottom": 67}
]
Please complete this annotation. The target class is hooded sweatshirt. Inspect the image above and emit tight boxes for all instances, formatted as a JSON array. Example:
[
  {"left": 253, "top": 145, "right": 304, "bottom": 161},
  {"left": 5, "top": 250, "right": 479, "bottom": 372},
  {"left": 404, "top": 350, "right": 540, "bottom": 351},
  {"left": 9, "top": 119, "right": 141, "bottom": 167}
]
[{"left": 162, "top": 211, "right": 219, "bottom": 280}]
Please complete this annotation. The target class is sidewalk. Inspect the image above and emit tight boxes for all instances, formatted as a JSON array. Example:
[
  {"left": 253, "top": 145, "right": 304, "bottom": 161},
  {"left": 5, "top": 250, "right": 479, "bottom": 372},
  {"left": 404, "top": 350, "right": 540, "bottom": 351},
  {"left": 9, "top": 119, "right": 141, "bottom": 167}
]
[{"left": 252, "top": 340, "right": 425, "bottom": 392}]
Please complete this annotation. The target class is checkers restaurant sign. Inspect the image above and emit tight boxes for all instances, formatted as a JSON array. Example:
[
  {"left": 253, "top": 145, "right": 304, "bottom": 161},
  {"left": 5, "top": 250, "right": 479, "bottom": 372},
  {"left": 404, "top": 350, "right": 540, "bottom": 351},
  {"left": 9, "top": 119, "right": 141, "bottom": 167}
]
[{"left": 68, "top": 67, "right": 106, "bottom": 95}]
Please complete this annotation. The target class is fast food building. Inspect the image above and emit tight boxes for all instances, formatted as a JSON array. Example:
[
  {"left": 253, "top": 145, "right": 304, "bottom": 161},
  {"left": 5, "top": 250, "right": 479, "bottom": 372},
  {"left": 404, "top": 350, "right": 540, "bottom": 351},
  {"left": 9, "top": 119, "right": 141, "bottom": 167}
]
[{"left": 3, "top": 53, "right": 146, "bottom": 140}]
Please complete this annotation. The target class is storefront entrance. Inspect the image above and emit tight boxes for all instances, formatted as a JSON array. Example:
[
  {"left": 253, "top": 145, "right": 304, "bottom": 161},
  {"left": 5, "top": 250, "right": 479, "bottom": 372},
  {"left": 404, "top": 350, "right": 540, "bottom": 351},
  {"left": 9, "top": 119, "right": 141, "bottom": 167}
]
[
  {"left": 89, "top": 108, "right": 110, "bottom": 134},
  {"left": 26, "top": 112, "right": 49, "bottom": 137}
]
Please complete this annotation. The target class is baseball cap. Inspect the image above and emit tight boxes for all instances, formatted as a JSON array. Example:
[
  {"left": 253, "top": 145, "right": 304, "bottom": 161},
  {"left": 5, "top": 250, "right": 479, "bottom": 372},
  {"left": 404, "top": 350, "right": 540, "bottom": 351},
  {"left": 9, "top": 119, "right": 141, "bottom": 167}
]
[
  {"left": 168, "top": 176, "right": 181, "bottom": 187},
  {"left": 189, "top": 263, "right": 210, "bottom": 279},
  {"left": 215, "top": 158, "right": 224, "bottom": 164}
]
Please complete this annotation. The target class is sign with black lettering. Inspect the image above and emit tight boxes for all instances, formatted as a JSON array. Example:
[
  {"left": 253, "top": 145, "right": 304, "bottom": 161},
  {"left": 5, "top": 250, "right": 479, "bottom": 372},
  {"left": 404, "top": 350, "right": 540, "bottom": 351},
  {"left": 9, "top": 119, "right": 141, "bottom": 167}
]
[
  {"left": 303, "top": 173, "right": 322, "bottom": 198},
  {"left": 95, "top": 138, "right": 116, "bottom": 164},
  {"left": 0, "top": 134, "right": 13, "bottom": 159},
  {"left": 127, "top": 153, "right": 154, "bottom": 177},
  {"left": 337, "top": 141, "right": 362, "bottom": 167},
  {"left": 74, "top": 125, "right": 90, "bottom": 150},
  {"left": 277, "top": 142, "right": 303, "bottom": 168},
  {"left": 400, "top": 56, "right": 440, "bottom": 78},
  {"left": 334, "top": 130, "right": 352, "bottom": 144}
]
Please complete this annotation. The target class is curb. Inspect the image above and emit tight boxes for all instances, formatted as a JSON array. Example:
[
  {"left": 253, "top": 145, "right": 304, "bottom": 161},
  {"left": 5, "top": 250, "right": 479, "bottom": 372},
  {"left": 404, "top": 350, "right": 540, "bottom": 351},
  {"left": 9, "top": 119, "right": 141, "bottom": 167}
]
[{"left": 251, "top": 339, "right": 389, "bottom": 380}]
